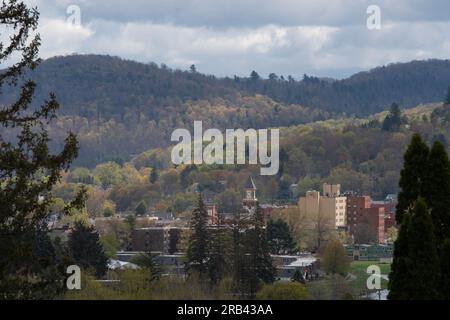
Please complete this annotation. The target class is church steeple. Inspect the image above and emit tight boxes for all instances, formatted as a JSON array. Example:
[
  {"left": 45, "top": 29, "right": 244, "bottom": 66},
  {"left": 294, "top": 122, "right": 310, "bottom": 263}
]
[{"left": 243, "top": 176, "right": 257, "bottom": 211}]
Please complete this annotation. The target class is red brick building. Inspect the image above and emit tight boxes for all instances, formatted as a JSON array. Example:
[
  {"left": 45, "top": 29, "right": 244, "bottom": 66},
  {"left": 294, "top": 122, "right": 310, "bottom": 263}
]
[
  {"left": 346, "top": 196, "right": 385, "bottom": 244},
  {"left": 371, "top": 201, "right": 396, "bottom": 232}
]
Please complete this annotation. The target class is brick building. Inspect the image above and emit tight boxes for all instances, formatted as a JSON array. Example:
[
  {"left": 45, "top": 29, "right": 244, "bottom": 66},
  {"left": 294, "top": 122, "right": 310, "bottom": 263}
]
[{"left": 346, "top": 195, "right": 385, "bottom": 244}]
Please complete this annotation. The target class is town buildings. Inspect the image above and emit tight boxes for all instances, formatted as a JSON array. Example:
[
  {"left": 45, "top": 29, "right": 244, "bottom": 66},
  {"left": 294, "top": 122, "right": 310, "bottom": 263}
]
[
  {"left": 298, "top": 183, "right": 347, "bottom": 228},
  {"left": 346, "top": 195, "right": 385, "bottom": 243}
]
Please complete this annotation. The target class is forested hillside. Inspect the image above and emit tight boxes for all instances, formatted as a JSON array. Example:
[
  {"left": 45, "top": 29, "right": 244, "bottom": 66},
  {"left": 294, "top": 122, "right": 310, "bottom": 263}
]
[
  {"left": 51, "top": 103, "right": 450, "bottom": 220},
  {"left": 2, "top": 55, "right": 450, "bottom": 166},
  {"left": 2, "top": 55, "right": 450, "bottom": 119}
]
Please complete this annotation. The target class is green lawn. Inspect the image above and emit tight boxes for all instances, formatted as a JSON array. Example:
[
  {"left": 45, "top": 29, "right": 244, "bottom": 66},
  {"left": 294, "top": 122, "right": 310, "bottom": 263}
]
[
  {"left": 348, "top": 260, "right": 391, "bottom": 293},
  {"left": 305, "top": 261, "right": 391, "bottom": 299}
]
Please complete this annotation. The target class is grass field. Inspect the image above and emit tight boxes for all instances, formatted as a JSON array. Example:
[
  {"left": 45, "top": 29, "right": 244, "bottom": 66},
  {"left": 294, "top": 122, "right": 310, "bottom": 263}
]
[
  {"left": 348, "top": 260, "right": 391, "bottom": 293},
  {"left": 305, "top": 260, "right": 391, "bottom": 299}
]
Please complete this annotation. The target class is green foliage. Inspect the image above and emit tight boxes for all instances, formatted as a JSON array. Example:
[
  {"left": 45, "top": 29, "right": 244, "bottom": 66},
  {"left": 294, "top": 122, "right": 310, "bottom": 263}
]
[
  {"left": 445, "top": 85, "right": 450, "bottom": 105},
  {"left": 68, "top": 222, "right": 109, "bottom": 278},
  {"left": 100, "top": 233, "right": 120, "bottom": 258},
  {"left": 125, "top": 214, "right": 136, "bottom": 231},
  {"left": 135, "top": 200, "right": 147, "bottom": 216},
  {"left": 256, "top": 282, "right": 310, "bottom": 300},
  {"left": 423, "top": 141, "right": 450, "bottom": 245},
  {"left": 207, "top": 226, "right": 232, "bottom": 285},
  {"left": 0, "top": 0, "right": 85, "bottom": 299},
  {"left": 94, "top": 162, "right": 123, "bottom": 188},
  {"left": 321, "top": 239, "right": 350, "bottom": 276},
  {"left": 266, "top": 219, "right": 297, "bottom": 254},
  {"left": 382, "top": 103, "right": 402, "bottom": 131},
  {"left": 231, "top": 206, "right": 276, "bottom": 298},
  {"left": 186, "top": 195, "right": 209, "bottom": 276},
  {"left": 389, "top": 198, "right": 440, "bottom": 299},
  {"left": 396, "top": 134, "right": 430, "bottom": 223},
  {"left": 406, "top": 198, "right": 440, "bottom": 299},
  {"left": 291, "top": 269, "right": 305, "bottom": 284},
  {"left": 131, "top": 252, "right": 164, "bottom": 282},
  {"left": 440, "top": 239, "right": 450, "bottom": 299}
]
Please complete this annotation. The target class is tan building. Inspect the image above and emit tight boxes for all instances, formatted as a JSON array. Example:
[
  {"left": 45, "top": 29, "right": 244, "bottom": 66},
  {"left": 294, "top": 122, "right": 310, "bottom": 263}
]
[{"left": 298, "top": 183, "right": 347, "bottom": 228}]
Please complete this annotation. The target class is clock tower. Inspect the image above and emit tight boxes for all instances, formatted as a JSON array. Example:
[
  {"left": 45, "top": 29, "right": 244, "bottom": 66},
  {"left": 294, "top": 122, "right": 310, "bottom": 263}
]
[{"left": 243, "top": 176, "right": 257, "bottom": 213}]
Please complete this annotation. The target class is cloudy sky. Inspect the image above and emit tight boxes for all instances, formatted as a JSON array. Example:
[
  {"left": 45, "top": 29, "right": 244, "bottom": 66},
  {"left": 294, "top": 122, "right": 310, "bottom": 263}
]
[{"left": 22, "top": 0, "right": 450, "bottom": 79}]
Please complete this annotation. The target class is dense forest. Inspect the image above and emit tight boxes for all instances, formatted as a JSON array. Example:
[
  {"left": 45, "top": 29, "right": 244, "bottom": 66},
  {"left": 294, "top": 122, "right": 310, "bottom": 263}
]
[
  {"left": 2, "top": 55, "right": 450, "bottom": 167},
  {"left": 2, "top": 55, "right": 450, "bottom": 118},
  {"left": 50, "top": 102, "right": 450, "bottom": 221}
]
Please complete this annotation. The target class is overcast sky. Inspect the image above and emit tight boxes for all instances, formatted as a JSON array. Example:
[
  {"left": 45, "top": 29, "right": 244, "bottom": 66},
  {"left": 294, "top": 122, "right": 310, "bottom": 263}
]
[{"left": 22, "top": 0, "right": 450, "bottom": 79}]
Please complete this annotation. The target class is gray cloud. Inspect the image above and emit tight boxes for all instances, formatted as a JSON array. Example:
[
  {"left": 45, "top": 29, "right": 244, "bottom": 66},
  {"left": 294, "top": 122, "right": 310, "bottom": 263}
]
[{"left": 23, "top": 0, "right": 450, "bottom": 78}]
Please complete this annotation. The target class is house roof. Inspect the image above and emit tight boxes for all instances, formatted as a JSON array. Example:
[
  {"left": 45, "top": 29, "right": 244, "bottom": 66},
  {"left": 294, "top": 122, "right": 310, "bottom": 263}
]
[{"left": 244, "top": 176, "right": 256, "bottom": 189}]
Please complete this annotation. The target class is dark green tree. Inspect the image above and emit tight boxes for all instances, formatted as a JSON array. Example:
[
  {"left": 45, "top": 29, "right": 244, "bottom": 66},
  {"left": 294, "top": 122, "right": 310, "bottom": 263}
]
[
  {"left": 291, "top": 269, "right": 305, "bottom": 284},
  {"left": 395, "top": 133, "right": 430, "bottom": 223},
  {"left": 266, "top": 219, "right": 296, "bottom": 254},
  {"left": 0, "top": 0, "right": 85, "bottom": 299},
  {"left": 131, "top": 252, "right": 164, "bottom": 282},
  {"left": 423, "top": 141, "right": 450, "bottom": 246},
  {"left": 382, "top": 103, "right": 401, "bottom": 131},
  {"left": 186, "top": 194, "right": 209, "bottom": 277},
  {"left": 243, "top": 205, "right": 276, "bottom": 298},
  {"left": 207, "top": 219, "right": 232, "bottom": 285},
  {"left": 444, "top": 85, "right": 450, "bottom": 105},
  {"left": 149, "top": 168, "right": 159, "bottom": 184},
  {"left": 388, "top": 213, "right": 413, "bottom": 300},
  {"left": 135, "top": 200, "right": 147, "bottom": 216},
  {"left": 389, "top": 198, "right": 440, "bottom": 299},
  {"left": 439, "top": 239, "right": 450, "bottom": 299},
  {"left": 68, "top": 222, "right": 108, "bottom": 278}
]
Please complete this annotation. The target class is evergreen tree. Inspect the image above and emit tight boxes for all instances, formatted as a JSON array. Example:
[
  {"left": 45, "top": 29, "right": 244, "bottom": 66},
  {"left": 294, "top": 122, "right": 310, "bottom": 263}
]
[
  {"left": 207, "top": 218, "right": 231, "bottom": 285},
  {"left": 388, "top": 213, "right": 413, "bottom": 300},
  {"left": 186, "top": 194, "right": 209, "bottom": 277},
  {"left": 231, "top": 209, "right": 247, "bottom": 298},
  {"left": 444, "top": 85, "right": 450, "bottom": 105},
  {"left": 68, "top": 222, "right": 109, "bottom": 278},
  {"left": 266, "top": 218, "right": 297, "bottom": 254},
  {"left": 439, "top": 239, "right": 450, "bottom": 299},
  {"left": 389, "top": 198, "right": 440, "bottom": 299},
  {"left": 406, "top": 198, "right": 440, "bottom": 299},
  {"left": 243, "top": 205, "right": 276, "bottom": 297},
  {"left": 382, "top": 103, "right": 402, "bottom": 131},
  {"left": 135, "top": 200, "right": 147, "bottom": 216},
  {"left": 131, "top": 252, "right": 163, "bottom": 282},
  {"left": 291, "top": 269, "right": 305, "bottom": 284},
  {"left": 149, "top": 168, "right": 159, "bottom": 184},
  {"left": 0, "top": 0, "right": 85, "bottom": 298},
  {"left": 395, "top": 134, "right": 430, "bottom": 223},
  {"left": 423, "top": 141, "right": 450, "bottom": 246}
]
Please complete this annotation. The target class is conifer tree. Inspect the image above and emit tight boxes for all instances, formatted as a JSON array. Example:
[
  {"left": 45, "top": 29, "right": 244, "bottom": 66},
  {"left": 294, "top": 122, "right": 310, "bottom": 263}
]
[
  {"left": 444, "top": 85, "right": 450, "bottom": 105},
  {"left": 389, "top": 198, "right": 440, "bottom": 299},
  {"left": 68, "top": 222, "right": 109, "bottom": 278},
  {"left": 439, "top": 239, "right": 450, "bottom": 299},
  {"left": 135, "top": 200, "right": 147, "bottom": 216},
  {"left": 396, "top": 134, "right": 430, "bottom": 223},
  {"left": 267, "top": 218, "right": 297, "bottom": 254},
  {"left": 0, "top": 0, "right": 85, "bottom": 298},
  {"left": 149, "top": 168, "right": 159, "bottom": 184},
  {"left": 243, "top": 205, "right": 276, "bottom": 297},
  {"left": 207, "top": 217, "right": 231, "bottom": 285},
  {"left": 388, "top": 212, "right": 413, "bottom": 299},
  {"left": 186, "top": 194, "right": 209, "bottom": 277},
  {"left": 423, "top": 141, "right": 450, "bottom": 246},
  {"left": 406, "top": 198, "right": 440, "bottom": 299}
]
